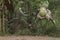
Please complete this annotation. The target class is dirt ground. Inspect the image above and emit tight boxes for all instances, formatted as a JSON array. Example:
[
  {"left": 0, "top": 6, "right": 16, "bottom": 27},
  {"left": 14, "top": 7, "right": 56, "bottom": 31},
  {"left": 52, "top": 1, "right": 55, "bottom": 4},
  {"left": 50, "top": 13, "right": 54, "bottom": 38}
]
[{"left": 0, "top": 36, "right": 60, "bottom": 40}]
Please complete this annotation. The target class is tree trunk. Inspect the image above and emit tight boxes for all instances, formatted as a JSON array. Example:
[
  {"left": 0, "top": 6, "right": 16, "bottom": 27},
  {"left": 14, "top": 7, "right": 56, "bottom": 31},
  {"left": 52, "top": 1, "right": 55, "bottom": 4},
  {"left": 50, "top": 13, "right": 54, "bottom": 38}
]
[{"left": 0, "top": 0, "right": 5, "bottom": 33}]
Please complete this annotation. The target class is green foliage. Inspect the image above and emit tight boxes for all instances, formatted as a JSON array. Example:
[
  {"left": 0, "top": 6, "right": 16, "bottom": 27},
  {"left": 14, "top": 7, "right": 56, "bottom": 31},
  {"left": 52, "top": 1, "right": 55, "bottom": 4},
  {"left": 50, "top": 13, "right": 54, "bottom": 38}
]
[{"left": 1, "top": 0, "right": 60, "bottom": 37}]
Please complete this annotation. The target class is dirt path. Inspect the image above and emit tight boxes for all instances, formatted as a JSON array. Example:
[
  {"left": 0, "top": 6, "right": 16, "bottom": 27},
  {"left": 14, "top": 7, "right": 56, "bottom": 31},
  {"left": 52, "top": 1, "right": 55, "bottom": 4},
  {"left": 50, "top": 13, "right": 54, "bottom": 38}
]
[{"left": 0, "top": 36, "right": 60, "bottom": 40}]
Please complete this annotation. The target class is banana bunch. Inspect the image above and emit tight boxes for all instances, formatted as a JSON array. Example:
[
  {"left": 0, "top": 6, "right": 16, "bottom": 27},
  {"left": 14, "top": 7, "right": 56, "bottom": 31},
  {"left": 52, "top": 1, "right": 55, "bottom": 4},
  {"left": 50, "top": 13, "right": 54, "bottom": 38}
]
[{"left": 39, "top": 7, "right": 47, "bottom": 17}]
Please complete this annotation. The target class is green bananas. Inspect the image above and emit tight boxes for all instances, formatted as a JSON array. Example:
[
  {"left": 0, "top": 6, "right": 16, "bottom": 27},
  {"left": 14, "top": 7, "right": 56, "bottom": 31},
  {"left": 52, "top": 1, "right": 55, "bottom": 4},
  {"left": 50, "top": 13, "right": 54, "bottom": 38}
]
[{"left": 39, "top": 8, "right": 47, "bottom": 17}]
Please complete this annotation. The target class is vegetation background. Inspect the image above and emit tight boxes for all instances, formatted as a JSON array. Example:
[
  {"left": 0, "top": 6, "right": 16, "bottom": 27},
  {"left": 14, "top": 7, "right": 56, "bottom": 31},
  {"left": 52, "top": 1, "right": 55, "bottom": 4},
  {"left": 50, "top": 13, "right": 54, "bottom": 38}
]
[{"left": 0, "top": 0, "right": 60, "bottom": 37}]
